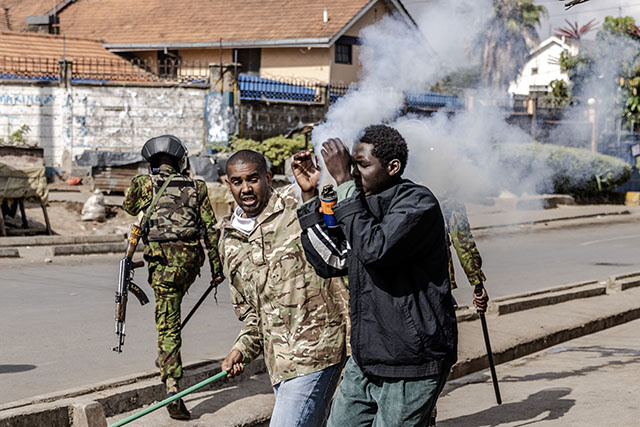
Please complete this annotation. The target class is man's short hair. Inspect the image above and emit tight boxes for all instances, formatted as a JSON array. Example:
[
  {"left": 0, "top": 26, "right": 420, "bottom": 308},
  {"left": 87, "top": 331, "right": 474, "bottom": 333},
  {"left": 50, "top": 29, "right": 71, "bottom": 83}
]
[
  {"left": 360, "top": 124, "right": 409, "bottom": 175},
  {"left": 226, "top": 149, "right": 268, "bottom": 175}
]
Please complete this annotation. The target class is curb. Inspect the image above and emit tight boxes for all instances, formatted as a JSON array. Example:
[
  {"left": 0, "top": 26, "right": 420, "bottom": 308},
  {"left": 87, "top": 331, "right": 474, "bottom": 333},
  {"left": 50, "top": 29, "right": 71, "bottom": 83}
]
[
  {"left": 455, "top": 279, "right": 607, "bottom": 321},
  {"left": 450, "top": 272, "right": 640, "bottom": 380},
  {"left": 607, "top": 272, "right": 640, "bottom": 291},
  {"left": 470, "top": 209, "right": 633, "bottom": 232},
  {"left": 488, "top": 280, "right": 605, "bottom": 315},
  {"left": 0, "top": 359, "right": 267, "bottom": 427},
  {"left": 45, "top": 242, "right": 128, "bottom": 257},
  {"left": 450, "top": 304, "right": 640, "bottom": 380},
  {"left": 0, "top": 235, "right": 125, "bottom": 248},
  {"left": 0, "top": 248, "right": 19, "bottom": 258}
]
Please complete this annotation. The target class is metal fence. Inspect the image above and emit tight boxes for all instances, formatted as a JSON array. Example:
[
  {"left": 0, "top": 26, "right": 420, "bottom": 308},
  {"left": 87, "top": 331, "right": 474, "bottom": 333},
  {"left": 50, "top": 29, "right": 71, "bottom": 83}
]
[
  {"left": 0, "top": 56, "right": 59, "bottom": 81},
  {"left": 406, "top": 90, "right": 465, "bottom": 110},
  {"left": 0, "top": 55, "right": 463, "bottom": 110},
  {"left": 0, "top": 56, "right": 212, "bottom": 84},
  {"left": 72, "top": 58, "right": 153, "bottom": 83},
  {"left": 238, "top": 74, "right": 325, "bottom": 103},
  {"left": 329, "top": 83, "right": 351, "bottom": 104}
]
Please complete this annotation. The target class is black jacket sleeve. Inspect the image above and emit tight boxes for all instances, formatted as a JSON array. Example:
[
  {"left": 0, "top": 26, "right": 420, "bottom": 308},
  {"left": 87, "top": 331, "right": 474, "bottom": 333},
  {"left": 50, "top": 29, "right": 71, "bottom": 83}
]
[
  {"left": 297, "top": 198, "right": 349, "bottom": 279},
  {"left": 334, "top": 185, "right": 442, "bottom": 267}
]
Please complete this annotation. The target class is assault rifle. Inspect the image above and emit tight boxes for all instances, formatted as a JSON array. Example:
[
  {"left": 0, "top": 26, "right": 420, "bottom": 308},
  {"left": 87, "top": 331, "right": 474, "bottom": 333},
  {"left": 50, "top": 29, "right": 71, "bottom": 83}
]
[{"left": 113, "top": 224, "right": 149, "bottom": 353}]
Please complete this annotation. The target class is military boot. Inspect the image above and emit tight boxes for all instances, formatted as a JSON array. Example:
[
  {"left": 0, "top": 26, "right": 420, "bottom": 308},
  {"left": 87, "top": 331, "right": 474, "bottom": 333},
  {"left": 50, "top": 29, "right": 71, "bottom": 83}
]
[
  {"left": 165, "top": 378, "right": 191, "bottom": 420},
  {"left": 166, "top": 393, "right": 191, "bottom": 420}
]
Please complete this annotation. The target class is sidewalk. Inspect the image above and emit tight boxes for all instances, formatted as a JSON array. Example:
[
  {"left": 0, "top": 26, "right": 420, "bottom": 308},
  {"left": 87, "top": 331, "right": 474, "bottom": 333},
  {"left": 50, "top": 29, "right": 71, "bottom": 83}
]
[{"left": 437, "top": 318, "right": 640, "bottom": 426}]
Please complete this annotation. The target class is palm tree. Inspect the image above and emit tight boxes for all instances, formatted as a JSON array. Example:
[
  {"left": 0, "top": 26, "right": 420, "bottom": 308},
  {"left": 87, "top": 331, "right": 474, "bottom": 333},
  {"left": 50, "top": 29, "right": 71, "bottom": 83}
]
[
  {"left": 479, "top": 0, "right": 547, "bottom": 91},
  {"left": 555, "top": 19, "right": 598, "bottom": 41}
]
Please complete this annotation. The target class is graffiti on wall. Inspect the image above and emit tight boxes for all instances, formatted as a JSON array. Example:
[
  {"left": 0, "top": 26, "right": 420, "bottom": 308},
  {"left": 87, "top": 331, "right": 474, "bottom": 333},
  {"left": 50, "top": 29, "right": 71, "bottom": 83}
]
[{"left": 0, "top": 94, "right": 55, "bottom": 106}]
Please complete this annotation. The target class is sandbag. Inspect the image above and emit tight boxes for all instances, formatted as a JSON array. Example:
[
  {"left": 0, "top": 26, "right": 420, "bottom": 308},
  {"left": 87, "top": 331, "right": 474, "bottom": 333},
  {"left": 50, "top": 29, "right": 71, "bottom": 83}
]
[{"left": 81, "top": 190, "right": 106, "bottom": 221}]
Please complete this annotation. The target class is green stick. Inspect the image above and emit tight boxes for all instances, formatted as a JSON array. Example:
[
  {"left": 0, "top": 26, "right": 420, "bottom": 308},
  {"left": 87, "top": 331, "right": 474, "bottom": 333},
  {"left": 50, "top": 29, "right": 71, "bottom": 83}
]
[{"left": 108, "top": 365, "right": 241, "bottom": 427}]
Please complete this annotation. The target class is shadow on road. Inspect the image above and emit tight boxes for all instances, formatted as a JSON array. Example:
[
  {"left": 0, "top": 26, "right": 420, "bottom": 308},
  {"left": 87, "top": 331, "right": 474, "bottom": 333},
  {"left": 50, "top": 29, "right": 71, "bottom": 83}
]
[
  {"left": 501, "top": 346, "right": 640, "bottom": 383},
  {"left": 185, "top": 376, "right": 273, "bottom": 420},
  {"left": 438, "top": 387, "right": 574, "bottom": 427},
  {"left": 0, "top": 364, "right": 37, "bottom": 374}
]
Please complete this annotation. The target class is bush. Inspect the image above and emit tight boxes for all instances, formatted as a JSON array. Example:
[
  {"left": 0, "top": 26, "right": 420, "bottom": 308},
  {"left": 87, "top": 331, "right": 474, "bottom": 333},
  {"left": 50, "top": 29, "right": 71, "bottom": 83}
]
[
  {"left": 215, "top": 135, "right": 309, "bottom": 173},
  {"left": 497, "top": 143, "right": 632, "bottom": 201}
]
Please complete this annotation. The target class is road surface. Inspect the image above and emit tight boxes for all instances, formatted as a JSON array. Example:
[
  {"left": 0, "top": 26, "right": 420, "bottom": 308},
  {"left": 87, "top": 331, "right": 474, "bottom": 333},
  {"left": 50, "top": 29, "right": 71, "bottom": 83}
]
[{"left": 1, "top": 218, "right": 639, "bottom": 404}]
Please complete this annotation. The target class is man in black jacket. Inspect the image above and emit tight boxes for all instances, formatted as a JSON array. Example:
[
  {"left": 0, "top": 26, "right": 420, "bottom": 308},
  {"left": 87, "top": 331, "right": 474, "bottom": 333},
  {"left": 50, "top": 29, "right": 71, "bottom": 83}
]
[{"left": 293, "top": 124, "right": 458, "bottom": 426}]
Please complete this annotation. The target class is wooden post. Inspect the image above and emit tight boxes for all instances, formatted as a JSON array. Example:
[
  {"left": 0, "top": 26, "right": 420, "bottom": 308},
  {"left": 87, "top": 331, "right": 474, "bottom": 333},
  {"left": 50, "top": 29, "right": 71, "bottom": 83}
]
[
  {"left": 527, "top": 96, "right": 537, "bottom": 140},
  {"left": 18, "top": 198, "right": 29, "bottom": 229},
  {"left": 40, "top": 200, "right": 52, "bottom": 235},
  {"left": 0, "top": 209, "right": 6, "bottom": 237}
]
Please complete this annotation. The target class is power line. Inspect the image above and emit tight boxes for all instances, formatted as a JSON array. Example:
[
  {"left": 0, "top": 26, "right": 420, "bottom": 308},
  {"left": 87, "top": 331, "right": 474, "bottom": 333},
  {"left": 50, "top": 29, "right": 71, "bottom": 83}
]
[{"left": 547, "top": 4, "right": 640, "bottom": 17}]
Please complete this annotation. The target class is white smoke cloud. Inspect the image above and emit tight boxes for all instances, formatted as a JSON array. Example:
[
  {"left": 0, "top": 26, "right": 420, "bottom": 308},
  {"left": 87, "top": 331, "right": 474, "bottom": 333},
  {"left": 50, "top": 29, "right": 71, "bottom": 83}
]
[
  {"left": 311, "top": 0, "right": 548, "bottom": 201},
  {"left": 313, "top": 0, "right": 493, "bottom": 147},
  {"left": 550, "top": 27, "right": 640, "bottom": 149}
]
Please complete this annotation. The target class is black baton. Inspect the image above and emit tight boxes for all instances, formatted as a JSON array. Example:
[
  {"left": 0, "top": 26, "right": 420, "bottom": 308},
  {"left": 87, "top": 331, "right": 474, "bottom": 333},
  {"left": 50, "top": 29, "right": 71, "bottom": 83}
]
[
  {"left": 182, "top": 281, "right": 217, "bottom": 329},
  {"left": 475, "top": 288, "right": 502, "bottom": 405}
]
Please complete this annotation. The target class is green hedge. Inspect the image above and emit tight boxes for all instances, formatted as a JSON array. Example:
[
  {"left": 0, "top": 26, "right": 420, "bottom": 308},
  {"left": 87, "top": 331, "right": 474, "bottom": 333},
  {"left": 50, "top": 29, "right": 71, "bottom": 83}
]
[
  {"left": 215, "top": 135, "right": 309, "bottom": 173},
  {"left": 497, "top": 143, "right": 631, "bottom": 199}
]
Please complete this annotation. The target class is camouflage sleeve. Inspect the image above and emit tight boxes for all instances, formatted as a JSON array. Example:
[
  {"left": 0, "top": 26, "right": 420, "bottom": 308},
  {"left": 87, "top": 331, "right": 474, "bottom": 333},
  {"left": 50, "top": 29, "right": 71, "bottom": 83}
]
[
  {"left": 196, "top": 180, "right": 223, "bottom": 278},
  {"left": 448, "top": 200, "right": 486, "bottom": 286},
  {"left": 229, "top": 278, "right": 263, "bottom": 362},
  {"left": 122, "top": 175, "right": 151, "bottom": 216}
]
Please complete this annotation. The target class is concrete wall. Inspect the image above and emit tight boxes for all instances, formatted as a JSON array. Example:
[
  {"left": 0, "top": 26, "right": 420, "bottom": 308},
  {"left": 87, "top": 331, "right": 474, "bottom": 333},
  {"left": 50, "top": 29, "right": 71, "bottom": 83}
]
[
  {"left": 0, "top": 82, "right": 230, "bottom": 170},
  {"left": 239, "top": 99, "right": 325, "bottom": 140}
]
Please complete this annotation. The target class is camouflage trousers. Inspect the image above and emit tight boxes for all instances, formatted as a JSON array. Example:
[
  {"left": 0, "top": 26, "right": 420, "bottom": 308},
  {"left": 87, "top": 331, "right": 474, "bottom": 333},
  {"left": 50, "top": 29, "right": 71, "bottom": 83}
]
[
  {"left": 447, "top": 245, "right": 458, "bottom": 290},
  {"left": 149, "top": 261, "right": 200, "bottom": 382}
]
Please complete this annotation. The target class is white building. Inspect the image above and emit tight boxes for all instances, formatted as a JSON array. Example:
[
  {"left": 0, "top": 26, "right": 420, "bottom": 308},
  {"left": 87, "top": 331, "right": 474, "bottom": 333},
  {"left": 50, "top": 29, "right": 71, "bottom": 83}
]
[{"left": 509, "top": 36, "right": 579, "bottom": 96}]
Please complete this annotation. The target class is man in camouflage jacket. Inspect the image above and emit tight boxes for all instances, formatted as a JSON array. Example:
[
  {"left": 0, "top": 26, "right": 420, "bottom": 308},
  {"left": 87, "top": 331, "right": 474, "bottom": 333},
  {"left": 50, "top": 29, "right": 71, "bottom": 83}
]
[
  {"left": 440, "top": 196, "right": 488, "bottom": 311},
  {"left": 122, "top": 135, "right": 223, "bottom": 420},
  {"left": 220, "top": 150, "right": 349, "bottom": 427}
]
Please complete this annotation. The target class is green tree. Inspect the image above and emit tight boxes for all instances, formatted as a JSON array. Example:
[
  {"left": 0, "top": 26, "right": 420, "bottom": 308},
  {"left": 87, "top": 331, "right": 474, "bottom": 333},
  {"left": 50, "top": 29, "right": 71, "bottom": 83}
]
[
  {"left": 215, "top": 135, "right": 308, "bottom": 174},
  {"left": 597, "top": 17, "right": 640, "bottom": 129},
  {"left": 558, "top": 16, "right": 640, "bottom": 130},
  {"left": 479, "top": 0, "right": 547, "bottom": 90},
  {"left": 430, "top": 67, "right": 481, "bottom": 97}
]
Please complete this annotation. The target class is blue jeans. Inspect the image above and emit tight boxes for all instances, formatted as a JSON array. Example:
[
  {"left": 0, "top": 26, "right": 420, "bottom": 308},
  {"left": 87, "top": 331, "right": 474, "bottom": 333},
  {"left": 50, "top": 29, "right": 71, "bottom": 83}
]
[{"left": 270, "top": 362, "right": 344, "bottom": 427}]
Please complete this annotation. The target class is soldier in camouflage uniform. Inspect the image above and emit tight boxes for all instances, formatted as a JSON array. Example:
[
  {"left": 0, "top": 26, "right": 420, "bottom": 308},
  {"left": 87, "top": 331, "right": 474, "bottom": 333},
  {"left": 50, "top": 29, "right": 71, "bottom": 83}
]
[
  {"left": 430, "top": 196, "right": 489, "bottom": 427},
  {"left": 440, "top": 196, "right": 488, "bottom": 312},
  {"left": 122, "top": 135, "right": 224, "bottom": 420},
  {"left": 219, "top": 150, "right": 349, "bottom": 427}
]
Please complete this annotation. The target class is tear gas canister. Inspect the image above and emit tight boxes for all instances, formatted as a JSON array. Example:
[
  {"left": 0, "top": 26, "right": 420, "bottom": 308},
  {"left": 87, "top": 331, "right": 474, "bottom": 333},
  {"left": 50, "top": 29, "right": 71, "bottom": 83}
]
[{"left": 320, "top": 184, "right": 338, "bottom": 227}]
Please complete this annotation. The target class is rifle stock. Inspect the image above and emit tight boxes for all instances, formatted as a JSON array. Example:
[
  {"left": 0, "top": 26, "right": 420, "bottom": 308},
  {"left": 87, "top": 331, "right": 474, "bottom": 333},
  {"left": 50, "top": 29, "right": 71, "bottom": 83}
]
[{"left": 113, "top": 224, "right": 149, "bottom": 353}]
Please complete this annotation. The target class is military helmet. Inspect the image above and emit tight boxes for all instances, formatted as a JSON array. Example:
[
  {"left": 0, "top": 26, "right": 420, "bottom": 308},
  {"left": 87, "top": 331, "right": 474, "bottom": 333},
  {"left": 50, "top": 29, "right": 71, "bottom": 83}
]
[{"left": 141, "top": 135, "right": 187, "bottom": 162}]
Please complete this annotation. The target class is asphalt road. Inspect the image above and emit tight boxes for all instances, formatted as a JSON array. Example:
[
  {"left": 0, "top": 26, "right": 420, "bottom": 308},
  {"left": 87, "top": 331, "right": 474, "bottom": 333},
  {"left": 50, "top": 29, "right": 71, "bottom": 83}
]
[
  {"left": 1, "top": 219, "right": 639, "bottom": 405},
  {"left": 437, "top": 318, "right": 640, "bottom": 426},
  {"left": 0, "top": 258, "right": 241, "bottom": 405},
  {"left": 451, "top": 219, "right": 640, "bottom": 307}
]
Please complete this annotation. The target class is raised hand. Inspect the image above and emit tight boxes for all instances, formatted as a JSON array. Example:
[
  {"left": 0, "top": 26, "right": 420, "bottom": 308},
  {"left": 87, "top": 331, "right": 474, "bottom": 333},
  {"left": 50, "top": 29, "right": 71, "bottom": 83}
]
[
  {"left": 292, "top": 149, "right": 321, "bottom": 201},
  {"left": 320, "top": 138, "right": 352, "bottom": 186}
]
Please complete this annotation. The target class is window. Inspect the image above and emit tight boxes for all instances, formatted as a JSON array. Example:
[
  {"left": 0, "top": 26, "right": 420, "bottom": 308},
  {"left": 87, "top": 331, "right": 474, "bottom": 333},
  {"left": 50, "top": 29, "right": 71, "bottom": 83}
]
[
  {"left": 531, "top": 67, "right": 538, "bottom": 75},
  {"left": 234, "top": 48, "right": 261, "bottom": 75},
  {"left": 335, "top": 44, "right": 352, "bottom": 65},
  {"left": 157, "top": 50, "right": 180, "bottom": 78}
]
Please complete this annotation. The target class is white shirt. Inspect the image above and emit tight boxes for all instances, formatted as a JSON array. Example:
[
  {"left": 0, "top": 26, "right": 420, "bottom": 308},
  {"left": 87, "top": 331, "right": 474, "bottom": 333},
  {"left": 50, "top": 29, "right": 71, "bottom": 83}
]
[{"left": 231, "top": 205, "right": 258, "bottom": 235}]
